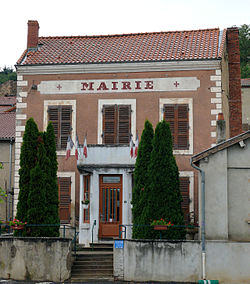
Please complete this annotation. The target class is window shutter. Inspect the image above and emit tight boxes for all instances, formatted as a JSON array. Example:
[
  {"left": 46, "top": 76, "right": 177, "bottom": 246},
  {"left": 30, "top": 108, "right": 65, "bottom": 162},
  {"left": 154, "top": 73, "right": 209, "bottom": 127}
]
[
  {"left": 180, "top": 177, "right": 190, "bottom": 224},
  {"left": 177, "top": 105, "right": 189, "bottom": 149},
  {"left": 60, "top": 106, "right": 72, "bottom": 149},
  {"left": 164, "top": 104, "right": 176, "bottom": 147},
  {"left": 58, "top": 177, "right": 71, "bottom": 223},
  {"left": 103, "top": 105, "right": 116, "bottom": 144},
  {"left": 48, "top": 106, "right": 60, "bottom": 148},
  {"left": 164, "top": 104, "right": 189, "bottom": 150},
  {"left": 118, "top": 105, "right": 131, "bottom": 144}
]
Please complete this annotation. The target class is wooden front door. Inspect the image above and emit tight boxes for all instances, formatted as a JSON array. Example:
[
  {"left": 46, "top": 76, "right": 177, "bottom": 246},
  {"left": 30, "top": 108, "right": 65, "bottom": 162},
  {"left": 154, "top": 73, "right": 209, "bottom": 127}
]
[{"left": 99, "top": 175, "right": 122, "bottom": 238}]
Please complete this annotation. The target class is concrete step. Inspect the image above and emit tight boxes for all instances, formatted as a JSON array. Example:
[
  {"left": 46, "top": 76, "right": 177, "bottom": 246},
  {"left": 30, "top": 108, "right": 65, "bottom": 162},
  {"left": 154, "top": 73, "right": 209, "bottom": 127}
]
[
  {"left": 73, "top": 259, "right": 113, "bottom": 266},
  {"left": 70, "top": 276, "right": 114, "bottom": 282},
  {"left": 75, "top": 254, "right": 113, "bottom": 261},
  {"left": 76, "top": 244, "right": 113, "bottom": 252},
  {"left": 75, "top": 250, "right": 113, "bottom": 256},
  {"left": 71, "top": 242, "right": 114, "bottom": 281},
  {"left": 72, "top": 267, "right": 113, "bottom": 273}
]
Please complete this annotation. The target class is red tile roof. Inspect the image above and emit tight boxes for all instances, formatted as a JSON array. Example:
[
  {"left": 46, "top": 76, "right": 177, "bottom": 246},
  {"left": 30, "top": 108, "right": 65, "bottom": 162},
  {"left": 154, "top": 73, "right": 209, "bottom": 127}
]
[
  {"left": 17, "top": 28, "right": 225, "bottom": 65},
  {"left": 241, "top": 78, "right": 250, "bottom": 87},
  {"left": 0, "top": 113, "right": 15, "bottom": 139},
  {"left": 0, "top": 97, "right": 16, "bottom": 106}
]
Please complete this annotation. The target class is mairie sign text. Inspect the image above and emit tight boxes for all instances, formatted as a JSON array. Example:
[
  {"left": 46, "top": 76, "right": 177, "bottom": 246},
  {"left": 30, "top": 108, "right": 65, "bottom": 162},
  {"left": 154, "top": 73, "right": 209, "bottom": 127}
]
[{"left": 38, "top": 77, "right": 200, "bottom": 94}]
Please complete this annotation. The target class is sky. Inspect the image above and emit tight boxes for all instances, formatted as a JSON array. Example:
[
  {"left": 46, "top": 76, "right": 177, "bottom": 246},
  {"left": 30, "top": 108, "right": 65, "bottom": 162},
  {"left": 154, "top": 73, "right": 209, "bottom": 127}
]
[{"left": 1, "top": 0, "right": 249, "bottom": 69}]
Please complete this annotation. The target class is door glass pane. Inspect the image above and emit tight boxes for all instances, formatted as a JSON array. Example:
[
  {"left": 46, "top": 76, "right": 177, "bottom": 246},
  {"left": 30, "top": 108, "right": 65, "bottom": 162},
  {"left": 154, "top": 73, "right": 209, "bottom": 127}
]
[
  {"left": 103, "top": 176, "right": 120, "bottom": 183},
  {"left": 117, "top": 188, "right": 120, "bottom": 221}
]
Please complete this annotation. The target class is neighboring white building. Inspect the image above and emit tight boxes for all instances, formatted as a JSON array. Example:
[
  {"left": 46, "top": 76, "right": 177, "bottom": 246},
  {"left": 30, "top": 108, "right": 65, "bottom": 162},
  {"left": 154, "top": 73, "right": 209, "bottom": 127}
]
[{"left": 191, "top": 130, "right": 250, "bottom": 241}]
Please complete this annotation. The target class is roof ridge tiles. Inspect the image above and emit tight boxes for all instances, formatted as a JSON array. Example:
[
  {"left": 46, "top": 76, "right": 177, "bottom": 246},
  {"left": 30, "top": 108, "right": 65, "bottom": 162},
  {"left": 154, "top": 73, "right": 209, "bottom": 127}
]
[{"left": 38, "top": 28, "right": 220, "bottom": 40}]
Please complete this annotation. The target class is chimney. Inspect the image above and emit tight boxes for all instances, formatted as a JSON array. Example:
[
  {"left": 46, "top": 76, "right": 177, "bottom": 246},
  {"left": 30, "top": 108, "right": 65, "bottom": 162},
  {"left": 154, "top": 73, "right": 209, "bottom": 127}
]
[
  {"left": 27, "top": 20, "right": 39, "bottom": 49},
  {"left": 226, "top": 27, "right": 242, "bottom": 138},
  {"left": 216, "top": 113, "right": 226, "bottom": 144}
]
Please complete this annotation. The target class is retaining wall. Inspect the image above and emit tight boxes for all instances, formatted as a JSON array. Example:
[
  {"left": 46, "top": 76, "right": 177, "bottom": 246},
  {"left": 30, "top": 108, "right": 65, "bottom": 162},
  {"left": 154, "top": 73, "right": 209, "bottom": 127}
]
[
  {"left": 114, "top": 240, "right": 250, "bottom": 283},
  {"left": 0, "top": 237, "right": 72, "bottom": 282}
]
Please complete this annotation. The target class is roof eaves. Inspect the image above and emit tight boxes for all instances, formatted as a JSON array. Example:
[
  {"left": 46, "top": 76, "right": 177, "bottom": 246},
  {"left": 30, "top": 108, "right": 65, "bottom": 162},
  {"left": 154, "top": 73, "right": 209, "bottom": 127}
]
[{"left": 192, "top": 130, "right": 250, "bottom": 164}]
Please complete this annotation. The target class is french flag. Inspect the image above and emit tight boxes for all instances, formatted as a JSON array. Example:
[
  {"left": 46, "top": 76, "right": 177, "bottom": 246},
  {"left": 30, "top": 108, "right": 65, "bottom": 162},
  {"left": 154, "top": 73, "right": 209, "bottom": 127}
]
[
  {"left": 130, "top": 137, "right": 134, "bottom": 158},
  {"left": 75, "top": 135, "right": 80, "bottom": 160},
  {"left": 83, "top": 135, "right": 88, "bottom": 158},
  {"left": 66, "top": 136, "right": 74, "bottom": 160},
  {"left": 134, "top": 133, "right": 139, "bottom": 158}
]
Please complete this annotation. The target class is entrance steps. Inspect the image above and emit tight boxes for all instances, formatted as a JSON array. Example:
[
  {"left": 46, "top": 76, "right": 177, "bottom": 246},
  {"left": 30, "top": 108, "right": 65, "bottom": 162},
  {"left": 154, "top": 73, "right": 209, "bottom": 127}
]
[{"left": 71, "top": 243, "right": 114, "bottom": 282}]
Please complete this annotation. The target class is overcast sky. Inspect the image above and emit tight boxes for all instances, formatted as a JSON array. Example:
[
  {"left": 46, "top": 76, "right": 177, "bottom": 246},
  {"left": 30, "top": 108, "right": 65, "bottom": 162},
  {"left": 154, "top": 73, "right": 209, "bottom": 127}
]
[{"left": 1, "top": 0, "right": 249, "bottom": 69}]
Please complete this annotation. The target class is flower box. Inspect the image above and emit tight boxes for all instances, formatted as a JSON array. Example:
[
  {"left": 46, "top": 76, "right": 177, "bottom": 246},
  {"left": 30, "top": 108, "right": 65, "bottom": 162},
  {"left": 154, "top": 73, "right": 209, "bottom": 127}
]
[
  {"left": 153, "top": 225, "right": 169, "bottom": 230},
  {"left": 11, "top": 225, "right": 25, "bottom": 230}
]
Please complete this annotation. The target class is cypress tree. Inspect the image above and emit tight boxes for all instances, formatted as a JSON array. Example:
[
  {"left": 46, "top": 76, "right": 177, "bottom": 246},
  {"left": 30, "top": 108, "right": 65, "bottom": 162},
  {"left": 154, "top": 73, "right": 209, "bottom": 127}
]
[
  {"left": 142, "top": 120, "right": 186, "bottom": 239},
  {"left": 44, "top": 122, "right": 60, "bottom": 236},
  {"left": 16, "top": 118, "right": 39, "bottom": 222},
  {"left": 27, "top": 142, "right": 48, "bottom": 236},
  {"left": 132, "top": 120, "right": 154, "bottom": 239}
]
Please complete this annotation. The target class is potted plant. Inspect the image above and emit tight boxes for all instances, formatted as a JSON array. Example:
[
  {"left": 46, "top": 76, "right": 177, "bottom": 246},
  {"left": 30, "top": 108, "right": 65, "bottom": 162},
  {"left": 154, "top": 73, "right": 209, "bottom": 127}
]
[
  {"left": 9, "top": 219, "right": 27, "bottom": 230},
  {"left": 82, "top": 199, "right": 90, "bottom": 209},
  {"left": 151, "top": 219, "right": 174, "bottom": 230}
]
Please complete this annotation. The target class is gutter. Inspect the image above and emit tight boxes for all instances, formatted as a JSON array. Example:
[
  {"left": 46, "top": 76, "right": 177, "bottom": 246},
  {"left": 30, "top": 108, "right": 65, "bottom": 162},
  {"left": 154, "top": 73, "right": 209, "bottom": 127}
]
[{"left": 190, "top": 157, "right": 206, "bottom": 280}]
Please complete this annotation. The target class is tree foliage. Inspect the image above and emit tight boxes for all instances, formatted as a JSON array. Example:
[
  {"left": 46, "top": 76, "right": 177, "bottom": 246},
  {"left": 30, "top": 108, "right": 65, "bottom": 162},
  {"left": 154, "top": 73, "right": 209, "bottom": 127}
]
[
  {"left": 27, "top": 143, "right": 48, "bottom": 236},
  {"left": 0, "top": 163, "right": 7, "bottom": 204},
  {"left": 16, "top": 118, "right": 60, "bottom": 237},
  {"left": 16, "top": 118, "right": 39, "bottom": 222},
  {"left": 239, "top": 24, "right": 250, "bottom": 78},
  {"left": 140, "top": 120, "right": 186, "bottom": 239},
  {"left": 43, "top": 122, "right": 60, "bottom": 236},
  {"left": 0, "top": 67, "right": 17, "bottom": 84},
  {"left": 132, "top": 120, "right": 154, "bottom": 238}
]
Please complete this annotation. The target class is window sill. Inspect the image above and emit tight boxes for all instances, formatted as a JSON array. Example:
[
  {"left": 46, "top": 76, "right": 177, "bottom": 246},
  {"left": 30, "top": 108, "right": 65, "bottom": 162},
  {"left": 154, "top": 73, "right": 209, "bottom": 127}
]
[
  {"left": 80, "top": 223, "right": 90, "bottom": 230},
  {"left": 174, "top": 149, "right": 193, "bottom": 155}
]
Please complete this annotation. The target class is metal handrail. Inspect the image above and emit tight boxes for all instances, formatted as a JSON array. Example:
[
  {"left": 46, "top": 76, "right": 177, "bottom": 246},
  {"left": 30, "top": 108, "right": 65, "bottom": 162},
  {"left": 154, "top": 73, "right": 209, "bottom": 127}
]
[
  {"left": 119, "top": 224, "right": 198, "bottom": 239},
  {"left": 91, "top": 220, "right": 96, "bottom": 248}
]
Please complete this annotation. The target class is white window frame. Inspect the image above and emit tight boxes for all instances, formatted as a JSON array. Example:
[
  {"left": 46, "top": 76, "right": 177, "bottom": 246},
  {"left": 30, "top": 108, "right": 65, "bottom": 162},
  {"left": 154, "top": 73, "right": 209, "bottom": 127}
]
[
  {"left": 57, "top": 171, "right": 75, "bottom": 225},
  {"left": 179, "top": 171, "right": 194, "bottom": 223},
  {"left": 44, "top": 100, "right": 76, "bottom": 156},
  {"left": 159, "top": 98, "right": 193, "bottom": 155},
  {"left": 98, "top": 99, "right": 136, "bottom": 144}
]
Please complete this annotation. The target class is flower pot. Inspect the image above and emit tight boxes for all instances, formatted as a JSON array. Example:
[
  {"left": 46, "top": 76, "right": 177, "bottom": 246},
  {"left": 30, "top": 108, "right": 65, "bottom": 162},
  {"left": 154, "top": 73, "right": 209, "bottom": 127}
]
[
  {"left": 153, "top": 225, "right": 169, "bottom": 230},
  {"left": 11, "top": 225, "right": 24, "bottom": 230},
  {"left": 82, "top": 204, "right": 89, "bottom": 209}
]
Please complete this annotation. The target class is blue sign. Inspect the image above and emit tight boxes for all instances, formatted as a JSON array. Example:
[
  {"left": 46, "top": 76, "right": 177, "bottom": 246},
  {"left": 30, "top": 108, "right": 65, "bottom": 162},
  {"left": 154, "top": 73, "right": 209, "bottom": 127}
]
[{"left": 114, "top": 240, "right": 124, "bottom": 249}]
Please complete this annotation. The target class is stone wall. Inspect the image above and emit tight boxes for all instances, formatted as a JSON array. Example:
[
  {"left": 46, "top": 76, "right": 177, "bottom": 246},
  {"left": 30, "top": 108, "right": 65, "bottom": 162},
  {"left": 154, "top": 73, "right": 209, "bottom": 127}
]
[
  {"left": 0, "top": 237, "right": 72, "bottom": 282},
  {"left": 114, "top": 239, "right": 250, "bottom": 283}
]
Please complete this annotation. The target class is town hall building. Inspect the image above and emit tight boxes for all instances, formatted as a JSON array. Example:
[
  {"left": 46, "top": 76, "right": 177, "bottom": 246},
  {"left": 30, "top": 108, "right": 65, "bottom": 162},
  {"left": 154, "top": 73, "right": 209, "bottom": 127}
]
[{"left": 14, "top": 21, "right": 242, "bottom": 245}]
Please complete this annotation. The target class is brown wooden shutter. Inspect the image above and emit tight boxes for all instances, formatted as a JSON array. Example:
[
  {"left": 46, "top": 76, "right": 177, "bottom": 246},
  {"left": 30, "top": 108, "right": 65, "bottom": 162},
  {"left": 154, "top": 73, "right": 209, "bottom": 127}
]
[
  {"left": 180, "top": 177, "right": 190, "bottom": 224},
  {"left": 164, "top": 104, "right": 189, "bottom": 150},
  {"left": 177, "top": 105, "right": 189, "bottom": 149},
  {"left": 103, "top": 105, "right": 116, "bottom": 144},
  {"left": 118, "top": 105, "right": 131, "bottom": 144},
  {"left": 48, "top": 106, "right": 60, "bottom": 148},
  {"left": 58, "top": 177, "right": 71, "bottom": 223},
  {"left": 60, "top": 106, "right": 72, "bottom": 149}
]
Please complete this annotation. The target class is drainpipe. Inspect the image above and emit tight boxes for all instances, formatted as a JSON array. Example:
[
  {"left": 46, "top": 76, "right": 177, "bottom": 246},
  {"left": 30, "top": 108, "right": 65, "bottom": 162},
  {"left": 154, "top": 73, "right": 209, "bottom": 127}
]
[
  {"left": 8, "top": 138, "right": 13, "bottom": 221},
  {"left": 190, "top": 158, "right": 206, "bottom": 280}
]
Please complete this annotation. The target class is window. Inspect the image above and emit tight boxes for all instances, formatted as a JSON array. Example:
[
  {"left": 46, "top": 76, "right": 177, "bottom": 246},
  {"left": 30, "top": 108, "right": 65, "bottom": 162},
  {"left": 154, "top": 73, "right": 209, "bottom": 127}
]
[
  {"left": 102, "top": 104, "right": 131, "bottom": 144},
  {"left": 98, "top": 99, "right": 136, "bottom": 144},
  {"left": 180, "top": 176, "right": 190, "bottom": 224},
  {"left": 164, "top": 104, "right": 189, "bottom": 150},
  {"left": 44, "top": 100, "right": 76, "bottom": 155},
  {"left": 84, "top": 176, "right": 90, "bottom": 223},
  {"left": 58, "top": 176, "right": 71, "bottom": 224},
  {"left": 179, "top": 171, "right": 194, "bottom": 224},
  {"left": 159, "top": 98, "right": 193, "bottom": 155},
  {"left": 48, "top": 106, "right": 72, "bottom": 149}
]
